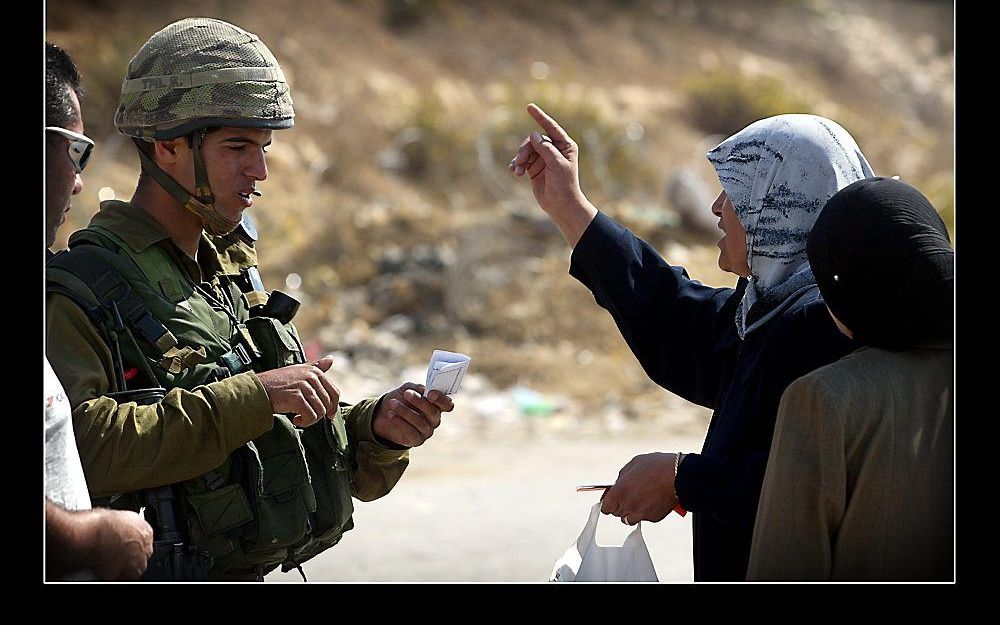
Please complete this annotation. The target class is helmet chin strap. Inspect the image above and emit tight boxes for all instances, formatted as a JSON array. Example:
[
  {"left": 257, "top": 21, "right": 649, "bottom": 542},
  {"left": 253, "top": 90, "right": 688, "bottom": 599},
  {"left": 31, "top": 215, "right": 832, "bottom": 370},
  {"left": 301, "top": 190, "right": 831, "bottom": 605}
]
[{"left": 132, "top": 132, "right": 242, "bottom": 236}]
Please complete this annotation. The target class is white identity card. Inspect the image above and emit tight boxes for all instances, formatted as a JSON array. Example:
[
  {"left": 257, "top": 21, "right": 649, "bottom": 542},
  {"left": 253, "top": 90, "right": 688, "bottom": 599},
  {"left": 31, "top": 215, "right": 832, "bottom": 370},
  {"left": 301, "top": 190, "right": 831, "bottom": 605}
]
[{"left": 424, "top": 349, "right": 471, "bottom": 397}]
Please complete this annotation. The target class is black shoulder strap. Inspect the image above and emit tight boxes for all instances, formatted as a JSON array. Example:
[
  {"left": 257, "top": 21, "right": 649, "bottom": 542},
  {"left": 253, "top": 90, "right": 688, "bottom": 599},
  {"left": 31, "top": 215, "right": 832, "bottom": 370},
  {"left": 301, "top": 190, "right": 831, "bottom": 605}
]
[
  {"left": 47, "top": 241, "right": 179, "bottom": 355},
  {"left": 47, "top": 241, "right": 182, "bottom": 390},
  {"left": 49, "top": 240, "right": 241, "bottom": 386},
  {"left": 46, "top": 249, "right": 104, "bottom": 328}
]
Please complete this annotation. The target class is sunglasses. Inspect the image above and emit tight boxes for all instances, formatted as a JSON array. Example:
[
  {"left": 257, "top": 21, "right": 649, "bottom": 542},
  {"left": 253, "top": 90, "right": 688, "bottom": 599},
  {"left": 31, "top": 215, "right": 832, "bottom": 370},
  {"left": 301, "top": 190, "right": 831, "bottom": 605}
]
[{"left": 45, "top": 126, "right": 95, "bottom": 174}]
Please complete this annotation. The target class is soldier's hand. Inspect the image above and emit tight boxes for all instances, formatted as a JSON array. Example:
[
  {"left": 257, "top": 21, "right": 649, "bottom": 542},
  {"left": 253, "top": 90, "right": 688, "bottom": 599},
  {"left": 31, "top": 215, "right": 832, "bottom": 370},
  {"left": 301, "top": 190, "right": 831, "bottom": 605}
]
[
  {"left": 90, "top": 508, "right": 154, "bottom": 581},
  {"left": 373, "top": 383, "right": 455, "bottom": 448},
  {"left": 257, "top": 355, "right": 340, "bottom": 427}
]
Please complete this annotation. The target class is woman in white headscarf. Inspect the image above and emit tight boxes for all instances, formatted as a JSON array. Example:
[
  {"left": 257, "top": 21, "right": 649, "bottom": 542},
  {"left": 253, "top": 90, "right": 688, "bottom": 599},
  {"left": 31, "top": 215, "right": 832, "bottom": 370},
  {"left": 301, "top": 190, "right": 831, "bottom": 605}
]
[{"left": 509, "top": 106, "right": 874, "bottom": 581}]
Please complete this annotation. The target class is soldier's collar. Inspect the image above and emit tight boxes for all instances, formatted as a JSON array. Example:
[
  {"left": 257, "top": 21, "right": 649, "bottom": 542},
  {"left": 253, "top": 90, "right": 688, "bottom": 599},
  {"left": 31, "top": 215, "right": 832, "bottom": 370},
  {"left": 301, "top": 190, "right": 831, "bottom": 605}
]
[
  {"left": 90, "top": 200, "right": 173, "bottom": 254},
  {"left": 196, "top": 234, "right": 227, "bottom": 280}
]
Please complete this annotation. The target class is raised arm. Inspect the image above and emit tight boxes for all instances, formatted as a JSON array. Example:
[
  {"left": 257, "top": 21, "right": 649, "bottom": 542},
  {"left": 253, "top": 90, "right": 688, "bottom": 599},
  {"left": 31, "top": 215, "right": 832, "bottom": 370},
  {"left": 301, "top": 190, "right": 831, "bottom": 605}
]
[
  {"left": 510, "top": 104, "right": 741, "bottom": 406},
  {"left": 570, "top": 213, "right": 741, "bottom": 407}
]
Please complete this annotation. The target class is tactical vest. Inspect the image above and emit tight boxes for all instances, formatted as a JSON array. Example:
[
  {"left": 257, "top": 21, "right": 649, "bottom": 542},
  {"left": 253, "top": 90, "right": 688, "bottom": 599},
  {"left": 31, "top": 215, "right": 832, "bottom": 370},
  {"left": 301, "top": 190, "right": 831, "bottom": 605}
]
[{"left": 47, "top": 219, "right": 355, "bottom": 580}]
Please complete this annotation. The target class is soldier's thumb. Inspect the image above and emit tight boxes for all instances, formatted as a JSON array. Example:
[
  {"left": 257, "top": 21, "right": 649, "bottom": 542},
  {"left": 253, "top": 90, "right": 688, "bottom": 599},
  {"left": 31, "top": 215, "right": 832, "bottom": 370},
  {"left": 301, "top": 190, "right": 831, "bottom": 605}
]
[
  {"left": 529, "top": 131, "right": 565, "bottom": 167},
  {"left": 314, "top": 355, "right": 335, "bottom": 372}
]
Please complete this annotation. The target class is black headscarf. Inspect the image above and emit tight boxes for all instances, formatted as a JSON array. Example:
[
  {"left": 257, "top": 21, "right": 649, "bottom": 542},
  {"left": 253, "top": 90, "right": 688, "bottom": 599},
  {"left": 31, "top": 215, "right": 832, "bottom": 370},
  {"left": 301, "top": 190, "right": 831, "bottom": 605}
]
[{"left": 807, "top": 177, "right": 954, "bottom": 351}]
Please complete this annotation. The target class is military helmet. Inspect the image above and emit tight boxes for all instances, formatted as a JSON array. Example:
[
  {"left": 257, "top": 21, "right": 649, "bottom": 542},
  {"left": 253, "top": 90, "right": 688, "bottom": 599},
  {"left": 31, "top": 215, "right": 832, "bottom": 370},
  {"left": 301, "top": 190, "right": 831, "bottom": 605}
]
[{"left": 115, "top": 17, "right": 294, "bottom": 140}]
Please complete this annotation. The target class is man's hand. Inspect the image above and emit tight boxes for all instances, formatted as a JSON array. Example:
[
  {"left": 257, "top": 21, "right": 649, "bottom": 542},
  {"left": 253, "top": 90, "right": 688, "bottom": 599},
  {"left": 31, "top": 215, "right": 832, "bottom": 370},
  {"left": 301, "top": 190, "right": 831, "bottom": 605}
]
[
  {"left": 89, "top": 508, "right": 154, "bottom": 581},
  {"left": 600, "top": 452, "right": 679, "bottom": 525},
  {"left": 373, "top": 383, "right": 454, "bottom": 448},
  {"left": 508, "top": 103, "right": 598, "bottom": 247},
  {"left": 46, "top": 500, "right": 154, "bottom": 580},
  {"left": 257, "top": 355, "right": 340, "bottom": 428}
]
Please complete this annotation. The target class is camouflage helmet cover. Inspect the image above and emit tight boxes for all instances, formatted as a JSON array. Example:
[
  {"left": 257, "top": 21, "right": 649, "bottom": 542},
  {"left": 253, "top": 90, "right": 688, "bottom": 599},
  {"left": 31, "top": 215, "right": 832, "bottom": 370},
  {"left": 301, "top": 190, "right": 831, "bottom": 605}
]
[{"left": 115, "top": 17, "right": 294, "bottom": 140}]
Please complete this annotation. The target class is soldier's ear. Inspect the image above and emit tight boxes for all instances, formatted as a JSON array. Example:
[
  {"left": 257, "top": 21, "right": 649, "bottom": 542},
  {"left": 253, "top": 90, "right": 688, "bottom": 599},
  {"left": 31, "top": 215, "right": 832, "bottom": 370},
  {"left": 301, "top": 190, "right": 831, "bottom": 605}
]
[{"left": 152, "top": 137, "right": 188, "bottom": 167}]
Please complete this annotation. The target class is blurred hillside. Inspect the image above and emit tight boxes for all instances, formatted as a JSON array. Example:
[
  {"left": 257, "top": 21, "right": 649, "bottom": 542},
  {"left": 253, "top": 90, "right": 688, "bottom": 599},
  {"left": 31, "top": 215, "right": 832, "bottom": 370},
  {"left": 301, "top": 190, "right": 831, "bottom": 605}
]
[{"left": 46, "top": 0, "right": 953, "bottom": 425}]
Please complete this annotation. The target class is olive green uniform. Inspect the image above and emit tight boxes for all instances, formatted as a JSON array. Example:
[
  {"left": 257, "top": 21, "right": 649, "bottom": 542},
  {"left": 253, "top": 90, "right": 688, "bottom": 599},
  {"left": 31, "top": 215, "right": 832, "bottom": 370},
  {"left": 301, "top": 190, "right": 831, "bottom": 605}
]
[{"left": 46, "top": 200, "right": 408, "bottom": 577}]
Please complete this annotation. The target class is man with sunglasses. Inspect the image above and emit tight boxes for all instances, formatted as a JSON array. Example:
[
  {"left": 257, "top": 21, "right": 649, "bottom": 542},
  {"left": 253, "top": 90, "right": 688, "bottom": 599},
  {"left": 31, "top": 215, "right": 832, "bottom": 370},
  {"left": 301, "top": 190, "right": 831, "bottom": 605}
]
[
  {"left": 44, "top": 64, "right": 92, "bottom": 250},
  {"left": 44, "top": 42, "right": 154, "bottom": 581},
  {"left": 45, "top": 126, "right": 92, "bottom": 179}
]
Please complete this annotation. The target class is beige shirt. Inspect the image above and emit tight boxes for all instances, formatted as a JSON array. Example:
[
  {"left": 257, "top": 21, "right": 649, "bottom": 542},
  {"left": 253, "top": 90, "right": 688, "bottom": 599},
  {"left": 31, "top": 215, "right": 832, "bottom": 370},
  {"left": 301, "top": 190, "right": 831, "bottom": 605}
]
[{"left": 747, "top": 344, "right": 953, "bottom": 581}]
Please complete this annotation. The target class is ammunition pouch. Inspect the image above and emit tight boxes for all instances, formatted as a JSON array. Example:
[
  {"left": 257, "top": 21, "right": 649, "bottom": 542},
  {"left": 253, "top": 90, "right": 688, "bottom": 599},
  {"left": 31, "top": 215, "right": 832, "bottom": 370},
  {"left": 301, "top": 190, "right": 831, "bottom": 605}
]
[
  {"left": 285, "top": 409, "right": 355, "bottom": 569},
  {"left": 242, "top": 316, "right": 305, "bottom": 372},
  {"left": 181, "top": 303, "right": 354, "bottom": 576},
  {"left": 179, "top": 411, "right": 355, "bottom": 576}
]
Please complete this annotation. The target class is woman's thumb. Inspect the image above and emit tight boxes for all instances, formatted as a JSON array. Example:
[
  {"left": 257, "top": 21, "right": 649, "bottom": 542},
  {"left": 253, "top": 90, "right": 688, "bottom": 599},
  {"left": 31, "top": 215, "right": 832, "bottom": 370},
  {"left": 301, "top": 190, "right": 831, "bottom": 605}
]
[{"left": 529, "top": 131, "right": 565, "bottom": 166}]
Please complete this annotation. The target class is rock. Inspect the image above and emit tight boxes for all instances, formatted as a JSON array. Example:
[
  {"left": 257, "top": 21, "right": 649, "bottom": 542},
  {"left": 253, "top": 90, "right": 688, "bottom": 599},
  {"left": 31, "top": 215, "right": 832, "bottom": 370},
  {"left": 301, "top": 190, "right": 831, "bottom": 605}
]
[
  {"left": 377, "top": 313, "right": 416, "bottom": 337},
  {"left": 666, "top": 168, "right": 718, "bottom": 238}
]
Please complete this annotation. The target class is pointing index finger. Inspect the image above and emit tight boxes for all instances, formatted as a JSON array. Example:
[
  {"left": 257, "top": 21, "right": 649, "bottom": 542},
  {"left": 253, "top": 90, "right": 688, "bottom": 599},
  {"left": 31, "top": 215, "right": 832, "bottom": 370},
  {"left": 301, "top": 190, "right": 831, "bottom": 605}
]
[{"left": 527, "top": 103, "right": 571, "bottom": 145}]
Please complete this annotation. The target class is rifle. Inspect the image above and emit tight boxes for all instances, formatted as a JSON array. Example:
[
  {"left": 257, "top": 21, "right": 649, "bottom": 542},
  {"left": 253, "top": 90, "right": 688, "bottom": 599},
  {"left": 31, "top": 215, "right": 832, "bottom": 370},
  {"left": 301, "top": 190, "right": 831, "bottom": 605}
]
[
  {"left": 141, "top": 483, "right": 213, "bottom": 581},
  {"left": 108, "top": 387, "right": 214, "bottom": 581}
]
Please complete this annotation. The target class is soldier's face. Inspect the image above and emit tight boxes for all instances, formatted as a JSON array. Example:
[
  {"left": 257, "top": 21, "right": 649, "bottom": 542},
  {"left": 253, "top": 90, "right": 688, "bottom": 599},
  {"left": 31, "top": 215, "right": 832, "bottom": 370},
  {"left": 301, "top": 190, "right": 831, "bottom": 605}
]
[
  {"left": 201, "top": 127, "right": 272, "bottom": 224},
  {"left": 45, "top": 89, "right": 84, "bottom": 249},
  {"left": 172, "top": 126, "right": 272, "bottom": 225}
]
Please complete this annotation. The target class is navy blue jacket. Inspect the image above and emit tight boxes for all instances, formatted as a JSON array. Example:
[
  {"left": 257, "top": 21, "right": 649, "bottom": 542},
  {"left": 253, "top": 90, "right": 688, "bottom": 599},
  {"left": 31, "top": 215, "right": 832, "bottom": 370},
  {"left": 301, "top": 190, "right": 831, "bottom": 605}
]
[{"left": 569, "top": 212, "right": 853, "bottom": 581}]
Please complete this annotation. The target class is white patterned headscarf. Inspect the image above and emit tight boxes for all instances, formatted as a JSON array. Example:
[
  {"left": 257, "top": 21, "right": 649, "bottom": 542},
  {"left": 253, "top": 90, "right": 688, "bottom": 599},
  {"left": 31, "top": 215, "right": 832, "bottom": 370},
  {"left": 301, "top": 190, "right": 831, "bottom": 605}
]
[{"left": 707, "top": 114, "right": 875, "bottom": 338}]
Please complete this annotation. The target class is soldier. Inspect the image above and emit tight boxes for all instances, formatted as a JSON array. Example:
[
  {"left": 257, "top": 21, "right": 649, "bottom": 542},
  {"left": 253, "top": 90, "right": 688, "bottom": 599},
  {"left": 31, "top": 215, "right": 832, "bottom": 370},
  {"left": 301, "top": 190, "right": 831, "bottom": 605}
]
[{"left": 46, "top": 18, "right": 453, "bottom": 581}]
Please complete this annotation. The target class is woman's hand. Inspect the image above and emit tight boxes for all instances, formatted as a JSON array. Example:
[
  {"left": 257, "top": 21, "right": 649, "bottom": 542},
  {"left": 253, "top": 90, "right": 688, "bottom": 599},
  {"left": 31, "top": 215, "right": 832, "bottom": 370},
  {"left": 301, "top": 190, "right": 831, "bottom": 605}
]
[
  {"left": 509, "top": 103, "right": 598, "bottom": 248},
  {"left": 600, "top": 452, "right": 680, "bottom": 525}
]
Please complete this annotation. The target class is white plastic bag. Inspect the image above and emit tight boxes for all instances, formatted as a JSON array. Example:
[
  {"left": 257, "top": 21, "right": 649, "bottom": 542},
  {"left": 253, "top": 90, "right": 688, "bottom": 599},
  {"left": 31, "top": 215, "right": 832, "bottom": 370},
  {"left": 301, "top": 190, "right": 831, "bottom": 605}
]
[{"left": 550, "top": 503, "right": 659, "bottom": 582}]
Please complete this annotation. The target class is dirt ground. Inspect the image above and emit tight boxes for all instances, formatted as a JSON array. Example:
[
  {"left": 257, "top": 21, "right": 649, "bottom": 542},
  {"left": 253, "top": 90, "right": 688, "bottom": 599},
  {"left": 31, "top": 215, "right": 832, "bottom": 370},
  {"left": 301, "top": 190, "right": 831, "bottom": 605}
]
[{"left": 265, "top": 413, "right": 709, "bottom": 583}]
